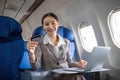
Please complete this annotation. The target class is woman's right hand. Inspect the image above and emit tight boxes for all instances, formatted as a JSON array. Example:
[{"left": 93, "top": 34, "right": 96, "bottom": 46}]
[
  {"left": 27, "top": 36, "right": 38, "bottom": 63},
  {"left": 27, "top": 36, "right": 38, "bottom": 54}
]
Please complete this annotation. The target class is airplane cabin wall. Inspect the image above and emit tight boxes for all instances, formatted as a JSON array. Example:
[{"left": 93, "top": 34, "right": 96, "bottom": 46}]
[
  {"left": 90, "top": 0, "right": 120, "bottom": 80},
  {"left": 92, "top": 0, "right": 120, "bottom": 69}
]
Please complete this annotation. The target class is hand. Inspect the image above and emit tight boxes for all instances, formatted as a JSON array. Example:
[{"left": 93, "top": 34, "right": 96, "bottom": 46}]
[
  {"left": 27, "top": 36, "right": 38, "bottom": 63},
  {"left": 27, "top": 36, "right": 38, "bottom": 54},
  {"left": 76, "top": 60, "right": 88, "bottom": 68}
]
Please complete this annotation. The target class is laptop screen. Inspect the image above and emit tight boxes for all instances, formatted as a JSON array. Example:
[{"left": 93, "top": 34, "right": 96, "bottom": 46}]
[{"left": 85, "top": 46, "right": 111, "bottom": 71}]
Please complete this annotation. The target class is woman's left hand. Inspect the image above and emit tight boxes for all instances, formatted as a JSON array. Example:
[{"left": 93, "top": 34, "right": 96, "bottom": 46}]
[{"left": 77, "top": 60, "right": 88, "bottom": 68}]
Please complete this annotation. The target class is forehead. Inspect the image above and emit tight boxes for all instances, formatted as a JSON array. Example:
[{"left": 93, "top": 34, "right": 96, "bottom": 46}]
[{"left": 43, "top": 16, "right": 57, "bottom": 23}]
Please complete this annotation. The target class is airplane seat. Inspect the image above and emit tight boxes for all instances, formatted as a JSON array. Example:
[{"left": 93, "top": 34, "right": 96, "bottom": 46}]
[{"left": 0, "top": 16, "right": 24, "bottom": 80}]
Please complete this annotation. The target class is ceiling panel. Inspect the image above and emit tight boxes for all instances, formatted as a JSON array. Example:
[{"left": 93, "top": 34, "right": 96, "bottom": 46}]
[
  {"left": 0, "top": 0, "right": 6, "bottom": 15},
  {"left": 0, "top": 0, "right": 44, "bottom": 23},
  {"left": 3, "top": 0, "right": 26, "bottom": 19},
  {"left": 15, "top": 0, "right": 35, "bottom": 21}
]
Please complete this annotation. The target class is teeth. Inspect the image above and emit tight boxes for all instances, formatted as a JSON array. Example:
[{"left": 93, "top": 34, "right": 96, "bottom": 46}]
[{"left": 48, "top": 29, "right": 54, "bottom": 32}]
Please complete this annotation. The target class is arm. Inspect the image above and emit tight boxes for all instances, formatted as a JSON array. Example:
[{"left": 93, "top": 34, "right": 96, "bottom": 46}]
[
  {"left": 27, "top": 36, "right": 43, "bottom": 70},
  {"left": 65, "top": 39, "right": 87, "bottom": 68},
  {"left": 30, "top": 44, "right": 42, "bottom": 70}
]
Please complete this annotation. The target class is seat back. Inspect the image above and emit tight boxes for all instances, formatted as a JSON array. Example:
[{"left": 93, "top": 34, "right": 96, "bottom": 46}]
[
  {"left": 19, "top": 41, "right": 32, "bottom": 69},
  {"left": 0, "top": 16, "right": 24, "bottom": 80},
  {"left": 32, "top": 26, "right": 76, "bottom": 61}
]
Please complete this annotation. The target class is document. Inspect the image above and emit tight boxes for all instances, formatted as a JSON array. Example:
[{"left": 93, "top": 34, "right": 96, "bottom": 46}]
[
  {"left": 51, "top": 67, "right": 84, "bottom": 74},
  {"left": 51, "top": 67, "right": 110, "bottom": 74}
]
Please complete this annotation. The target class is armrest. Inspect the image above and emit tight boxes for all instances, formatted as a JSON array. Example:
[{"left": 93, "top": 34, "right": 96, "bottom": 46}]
[{"left": 20, "top": 70, "right": 53, "bottom": 80}]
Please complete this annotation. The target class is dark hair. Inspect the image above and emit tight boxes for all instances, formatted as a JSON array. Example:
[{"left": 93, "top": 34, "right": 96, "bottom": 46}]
[{"left": 41, "top": 12, "right": 59, "bottom": 25}]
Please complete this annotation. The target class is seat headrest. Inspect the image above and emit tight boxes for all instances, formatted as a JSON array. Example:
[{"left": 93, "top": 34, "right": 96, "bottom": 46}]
[
  {"left": 0, "top": 16, "right": 22, "bottom": 38},
  {"left": 32, "top": 26, "right": 46, "bottom": 36},
  {"left": 32, "top": 26, "right": 75, "bottom": 42},
  {"left": 58, "top": 26, "right": 75, "bottom": 42}
]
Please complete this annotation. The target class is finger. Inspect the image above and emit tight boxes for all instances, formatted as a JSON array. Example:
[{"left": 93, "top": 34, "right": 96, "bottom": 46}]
[
  {"left": 28, "top": 42, "right": 39, "bottom": 51},
  {"left": 30, "top": 41, "right": 38, "bottom": 45},
  {"left": 81, "top": 60, "right": 88, "bottom": 64},
  {"left": 29, "top": 42, "right": 38, "bottom": 47},
  {"left": 28, "top": 36, "right": 32, "bottom": 42},
  {"left": 29, "top": 46, "right": 36, "bottom": 50},
  {"left": 79, "top": 63, "right": 85, "bottom": 68}
]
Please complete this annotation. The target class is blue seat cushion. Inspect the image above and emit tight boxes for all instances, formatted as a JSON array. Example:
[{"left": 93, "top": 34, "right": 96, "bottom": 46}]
[
  {"left": 0, "top": 40, "right": 24, "bottom": 80},
  {"left": 19, "top": 41, "right": 32, "bottom": 69}
]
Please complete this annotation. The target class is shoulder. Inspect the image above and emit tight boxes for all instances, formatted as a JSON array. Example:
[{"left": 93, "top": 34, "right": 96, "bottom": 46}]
[{"left": 63, "top": 38, "right": 70, "bottom": 45}]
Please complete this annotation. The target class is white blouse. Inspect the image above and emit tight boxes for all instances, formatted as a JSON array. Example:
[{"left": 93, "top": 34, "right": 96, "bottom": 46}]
[{"left": 43, "top": 34, "right": 66, "bottom": 58}]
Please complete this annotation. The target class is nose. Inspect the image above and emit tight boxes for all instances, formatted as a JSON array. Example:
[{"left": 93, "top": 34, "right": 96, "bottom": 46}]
[{"left": 48, "top": 23, "right": 53, "bottom": 28}]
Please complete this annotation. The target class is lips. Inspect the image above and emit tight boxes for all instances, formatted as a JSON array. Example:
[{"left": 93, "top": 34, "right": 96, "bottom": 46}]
[{"left": 47, "top": 28, "right": 56, "bottom": 33}]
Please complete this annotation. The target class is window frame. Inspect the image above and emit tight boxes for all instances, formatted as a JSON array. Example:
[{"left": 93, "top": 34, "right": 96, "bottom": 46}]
[
  {"left": 78, "top": 21, "right": 98, "bottom": 52},
  {"left": 108, "top": 8, "right": 120, "bottom": 48}
]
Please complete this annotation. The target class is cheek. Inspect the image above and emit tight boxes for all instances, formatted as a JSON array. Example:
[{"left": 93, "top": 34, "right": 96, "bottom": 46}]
[{"left": 43, "top": 26, "right": 47, "bottom": 31}]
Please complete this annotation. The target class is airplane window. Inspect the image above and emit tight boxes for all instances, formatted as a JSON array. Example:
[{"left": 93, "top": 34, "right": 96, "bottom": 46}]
[
  {"left": 78, "top": 22, "right": 98, "bottom": 52},
  {"left": 108, "top": 8, "right": 120, "bottom": 48}
]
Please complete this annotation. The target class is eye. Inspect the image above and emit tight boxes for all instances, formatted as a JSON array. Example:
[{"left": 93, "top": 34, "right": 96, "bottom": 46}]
[
  {"left": 52, "top": 22, "right": 57, "bottom": 25},
  {"left": 52, "top": 23, "right": 55, "bottom": 25},
  {"left": 45, "top": 22, "right": 49, "bottom": 26}
]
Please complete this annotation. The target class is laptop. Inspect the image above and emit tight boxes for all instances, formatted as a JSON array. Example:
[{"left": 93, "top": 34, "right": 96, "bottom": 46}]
[{"left": 61, "top": 46, "right": 111, "bottom": 73}]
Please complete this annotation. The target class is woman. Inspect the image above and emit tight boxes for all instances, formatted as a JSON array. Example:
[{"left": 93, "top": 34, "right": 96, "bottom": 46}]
[{"left": 28, "top": 12, "right": 88, "bottom": 80}]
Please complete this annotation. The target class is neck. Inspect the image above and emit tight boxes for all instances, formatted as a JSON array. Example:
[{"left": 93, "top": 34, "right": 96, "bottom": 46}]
[{"left": 48, "top": 34, "right": 59, "bottom": 46}]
